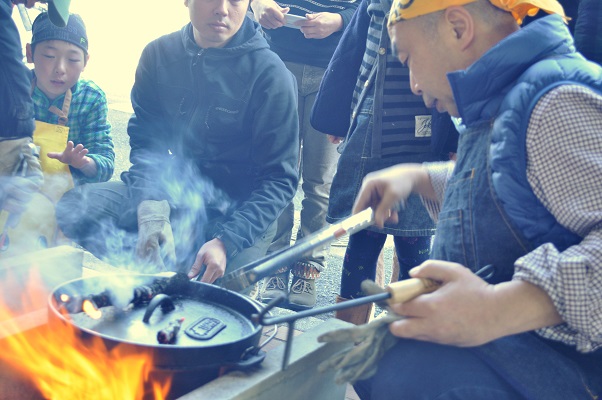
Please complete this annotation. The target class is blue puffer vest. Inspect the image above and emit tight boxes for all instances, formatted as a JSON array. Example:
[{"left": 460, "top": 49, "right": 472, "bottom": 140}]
[{"left": 448, "top": 14, "right": 602, "bottom": 253}]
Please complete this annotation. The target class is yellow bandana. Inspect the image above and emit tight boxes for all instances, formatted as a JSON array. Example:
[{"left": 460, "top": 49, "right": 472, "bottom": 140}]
[{"left": 388, "top": 0, "right": 565, "bottom": 27}]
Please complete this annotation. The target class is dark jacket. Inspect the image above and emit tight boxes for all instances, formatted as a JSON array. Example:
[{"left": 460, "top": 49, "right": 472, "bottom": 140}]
[
  {"left": 122, "top": 18, "right": 300, "bottom": 258},
  {"left": 310, "top": 0, "right": 368, "bottom": 136},
  {"left": 0, "top": 0, "right": 35, "bottom": 139},
  {"left": 525, "top": 0, "right": 602, "bottom": 65}
]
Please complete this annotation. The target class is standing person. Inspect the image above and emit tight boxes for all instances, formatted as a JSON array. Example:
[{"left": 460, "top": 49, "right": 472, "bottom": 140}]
[
  {"left": 572, "top": 0, "right": 602, "bottom": 65},
  {"left": 311, "top": 0, "right": 455, "bottom": 323},
  {"left": 351, "top": 0, "right": 602, "bottom": 398},
  {"left": 250, "top": 0, "right": 358, "bottom": 310},
  {"left": 56, "top": 0, "right": 299, "bottom": 285},
  {"left": 527, "top": 0, "right": 602, "bottom": 66},
  {"left": 0, "top": 0, "right": 70, "bottom": 233},
  {"left": 26, "top": 12, "right": 114, "bottom": 199}
]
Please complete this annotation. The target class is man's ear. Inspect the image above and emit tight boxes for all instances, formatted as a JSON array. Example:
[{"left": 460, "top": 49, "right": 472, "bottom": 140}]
[
  {"left": 184, "top": 0, "right": 189, "bottom": 7},
  {"left": 84, "top": 53, "right": 90, "bottom": 67},
  {"left": 26, "top": 43, "right": 34, "bottom": 63},
  {"left": 444, "top": 6, "right": 474, "bottom": 51}
]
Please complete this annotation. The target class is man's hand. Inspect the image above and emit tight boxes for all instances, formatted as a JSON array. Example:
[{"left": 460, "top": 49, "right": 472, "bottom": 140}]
[
  {"left": 47, "top": 141, "right": 97, "bottom": 176},
  {"left": 0, "top": 137, "right": 44, "bottom": 214},
  {"left": 251, "top": 0, "right": 289, "bottom": 29},
  {"left": 327, "top": 134, "right": 343, "bottom": 144},
  {"left": 136, "top": 200, "right": 176, "bottom": 272},
  {"left": 388, "top": 260, "right": 563, "bottom": 347},
  {"left": 188, "top": 238, "right": 227, "bottom": 283},
  {"left": 352, "top": 164, "right": 431, "bottom": 228},
  {"left": 299, "top": 12, "right": 343, "bottom": 39}
]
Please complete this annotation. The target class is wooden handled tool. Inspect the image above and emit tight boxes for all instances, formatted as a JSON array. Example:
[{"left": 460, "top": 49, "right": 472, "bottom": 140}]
[{"left": 384, "top": 277, "right": 440, "bottom": 306}]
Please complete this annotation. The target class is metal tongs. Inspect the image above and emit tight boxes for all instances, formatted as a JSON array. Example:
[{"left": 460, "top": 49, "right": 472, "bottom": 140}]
[
  {"left": 252, "top": 264, "right": 495, "bottom": 370},
  {"left": 219, "top": 208, "right": 376, "bottom": 292}
]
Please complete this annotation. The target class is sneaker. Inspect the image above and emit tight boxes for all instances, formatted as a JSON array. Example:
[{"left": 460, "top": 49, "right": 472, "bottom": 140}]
[
  {"left": 260, "top": 271, "right": 289, "bottom": 303},
  {"left": 288, "top": 276, "right": 316, "bottom": 310}
]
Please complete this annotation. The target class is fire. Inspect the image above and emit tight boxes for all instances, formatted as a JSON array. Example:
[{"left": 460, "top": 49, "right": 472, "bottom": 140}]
[{"left": 0, "top": 269, "right": 172, "bottom": 399}]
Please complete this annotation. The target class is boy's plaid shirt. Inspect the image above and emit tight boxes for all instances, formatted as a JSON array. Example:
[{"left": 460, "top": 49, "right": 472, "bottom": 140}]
[{"left": 32, "top": 78, "right": 115, "bottom": 184}]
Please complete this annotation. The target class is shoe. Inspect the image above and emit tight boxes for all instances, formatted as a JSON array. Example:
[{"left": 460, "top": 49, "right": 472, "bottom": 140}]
[
  {"left": 334, "top": 295, "right": 374, "bottom": 325},
  {"left": 260, "top": 270, "right": 289, "bottom": 303},
  {"left": 288, "top": 276, "right": 316, "bottom": 310}
]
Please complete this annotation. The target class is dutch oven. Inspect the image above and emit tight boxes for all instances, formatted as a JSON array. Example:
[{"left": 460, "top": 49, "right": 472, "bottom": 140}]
[
  {"left": 47, "top": 272, "right": 269, "bottom": 399},
  {"left": 46, "top": 209, "right": 378, "bottom": 399}
]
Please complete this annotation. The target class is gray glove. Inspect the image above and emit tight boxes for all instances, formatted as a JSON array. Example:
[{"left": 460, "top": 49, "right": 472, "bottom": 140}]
[
  {"left": 0, "top": 137, "right": 44, "bottom": 215},
  {"left": 136, "top": 200, "right": 176, "bottom": 271},
  {"left": 317, "top": 280, "right": 403, "bottom": 385}
]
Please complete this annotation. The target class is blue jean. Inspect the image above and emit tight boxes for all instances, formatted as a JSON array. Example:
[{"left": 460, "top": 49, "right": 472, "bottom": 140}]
[
  {"left": 354, "top": 339, "right": 522, "bottom": 400},
  {"left": 327, "top": 95, "right": 436, "bottom": 236},
  {"left": 340, "top": 229, "right": 431, "bottom": 298},
  {"left": 354, "top": 334, "right": 602, "bottom": 400},
  {"left": 267, "top": 61, "right": 340, "bottom": 272}
]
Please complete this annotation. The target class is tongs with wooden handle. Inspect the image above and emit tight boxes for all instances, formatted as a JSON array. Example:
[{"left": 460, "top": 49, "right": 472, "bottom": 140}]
[{"left": 255, "top": 264, "right": 494, "bottom": 326}]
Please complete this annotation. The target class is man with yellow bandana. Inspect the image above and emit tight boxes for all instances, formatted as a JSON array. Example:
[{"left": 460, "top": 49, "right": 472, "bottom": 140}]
[{"left": 348, "top": 0, "right": 602, "bottom": 398}]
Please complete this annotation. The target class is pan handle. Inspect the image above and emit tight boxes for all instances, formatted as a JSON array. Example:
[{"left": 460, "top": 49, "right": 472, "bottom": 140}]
[{"left": 142, "top": 294, "right": 176, "bottom": 323}]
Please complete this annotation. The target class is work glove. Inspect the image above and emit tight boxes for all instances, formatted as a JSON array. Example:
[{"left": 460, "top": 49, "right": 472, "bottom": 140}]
[
  {"left": 317, "top": 280, "right": 402, "bottom": 385},
  {"left": 0, "top": 137, "right": 44, "bottom": 215},
  {"left": 136, "top": 200, "right": 176, "bottom": 272}
]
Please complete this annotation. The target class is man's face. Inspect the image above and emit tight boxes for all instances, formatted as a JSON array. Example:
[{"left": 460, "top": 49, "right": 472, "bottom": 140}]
[
  {"left": 389, "top": 19, "right": 460, "bottom": 117},
  {"left": 30, "top": 40, "right": 87, "bottom": 100},
  {"left": 185, "top": 0, "right": 249, "bottom": 49}
]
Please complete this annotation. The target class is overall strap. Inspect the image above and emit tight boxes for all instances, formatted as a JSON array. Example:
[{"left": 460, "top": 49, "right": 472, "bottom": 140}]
[
  {"left": 48, "top": 88, "right": 72, "bottom": 126},
  {"left": 31, "top": 78, "right": 73, "bottom": 127}
]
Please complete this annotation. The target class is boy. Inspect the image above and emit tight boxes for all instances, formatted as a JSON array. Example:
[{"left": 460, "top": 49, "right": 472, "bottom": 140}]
[{"left": 26, "top": 12, "right": 114, "bottom": 190}]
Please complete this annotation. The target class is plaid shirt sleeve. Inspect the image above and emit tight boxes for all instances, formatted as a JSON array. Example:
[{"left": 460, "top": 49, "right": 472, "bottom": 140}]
[
  {"left": 70, "top": 80, "right": 114, "bottom": 184},
  {"left": 513, "top": 85, "right": 602, "bottom": 352}
]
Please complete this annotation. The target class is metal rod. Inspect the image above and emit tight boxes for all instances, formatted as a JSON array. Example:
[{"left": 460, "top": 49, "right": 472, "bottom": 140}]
[
  {"left": 259, "top": 292, "right": 390, "bottom": 326},
  {"left": 282, "top": 321, "right": 295, "bottom": 370},
  {"left": 256, "top": 264, "right": 495, "bottom": 326}
]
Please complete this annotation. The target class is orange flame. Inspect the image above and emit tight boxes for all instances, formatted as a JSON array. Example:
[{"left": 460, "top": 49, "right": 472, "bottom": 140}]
[{"left": 0, "top": 269, "right": 172, "bottom": 399}]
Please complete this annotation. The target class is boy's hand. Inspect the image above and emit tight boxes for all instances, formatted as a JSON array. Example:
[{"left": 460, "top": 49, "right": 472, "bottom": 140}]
[{"left": 47, "top": 141, "right": 93, "bottom": 169}]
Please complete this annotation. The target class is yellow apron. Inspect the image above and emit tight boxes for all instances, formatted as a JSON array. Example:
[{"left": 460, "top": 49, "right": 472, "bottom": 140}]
[
  {"left": 0, "top": 90, "right": 73, "bottom": 259},
  {"left": 34, "top": 89, "right": 75, "bottom": 203}
]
